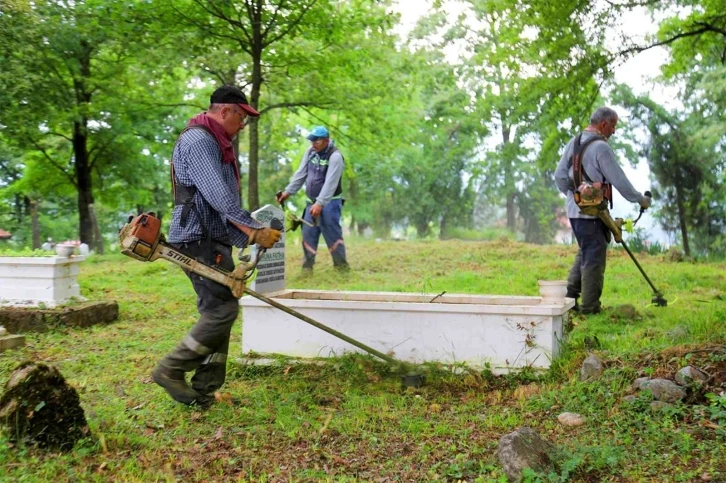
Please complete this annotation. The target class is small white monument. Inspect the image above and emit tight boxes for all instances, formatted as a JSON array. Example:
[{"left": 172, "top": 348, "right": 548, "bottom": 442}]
[{"left": 248, "top": 204, "right": 286, "bottom": 294}]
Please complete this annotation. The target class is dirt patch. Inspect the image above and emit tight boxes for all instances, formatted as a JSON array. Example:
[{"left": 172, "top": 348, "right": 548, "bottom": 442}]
[
  {"left": 0, "top": 301, "right": 119, "bottom": 333},
  {"left": 0, "top": 361, "right": 90, "bottom": 450}
]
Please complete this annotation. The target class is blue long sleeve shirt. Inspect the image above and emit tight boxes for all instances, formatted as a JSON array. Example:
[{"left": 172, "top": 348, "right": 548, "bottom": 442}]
[
  {"left": 167, "top": 128, "right": 263, "bottom": 247},
  {"left": 284, "top": 141, "right": 344, "bottom": 207}
]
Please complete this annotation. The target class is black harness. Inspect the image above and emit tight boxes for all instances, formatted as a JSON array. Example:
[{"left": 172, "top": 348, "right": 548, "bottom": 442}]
[
  {"left": 170, "top": 125, "right": 216, "bottom": 260},
  {"left": 572, "top": 132, "right": 613, "bottom": 209}
]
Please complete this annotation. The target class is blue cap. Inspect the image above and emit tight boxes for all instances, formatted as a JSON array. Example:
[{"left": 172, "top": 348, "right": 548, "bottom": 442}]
[{"left": 306, "top": 126, "right": 329, "bottom": 141}]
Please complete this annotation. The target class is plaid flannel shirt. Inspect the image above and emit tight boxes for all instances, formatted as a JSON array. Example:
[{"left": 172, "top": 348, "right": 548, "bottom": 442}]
[{"left": 167, "top": 129, "right": 263, "bottom": 248}]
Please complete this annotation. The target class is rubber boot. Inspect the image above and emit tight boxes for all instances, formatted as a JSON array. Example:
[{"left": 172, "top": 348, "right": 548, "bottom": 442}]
[
  {"left": 191, "top": 339, "right": 229, "bottom": 396},
  {"left": 580, "top": 263, "right": 605, "bottom": 314},
  {"left": 151, "top": 365, "right": 205, "bottom": 405},
  {"left": 566, "top": 250, "right": 582, "bottom": 311},
  {"left": 152, "top": 344, "right": 208, "bottom": 406}
]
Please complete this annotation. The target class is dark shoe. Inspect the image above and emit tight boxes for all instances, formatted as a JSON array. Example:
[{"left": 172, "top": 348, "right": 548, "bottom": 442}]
[
  {"left": 151, "top": 365, "right": 206, "bottom": 406},
  {"left": 580, "top": 305, "right": 602, "bottom": 315},
  {"left": 334, "top": 262, "right": 350, "bottom": 272}
]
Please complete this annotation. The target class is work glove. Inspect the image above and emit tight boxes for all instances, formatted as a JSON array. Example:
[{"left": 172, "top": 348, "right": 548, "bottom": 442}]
[
  {"left": 249, "top": 227, "right": 282, "bottom": 249},
  {"left": 639, "top": 194, "right": 652, "bottom": 210},
  {"left": 275, "top": 191, "right": 290, "bottom": 204}
]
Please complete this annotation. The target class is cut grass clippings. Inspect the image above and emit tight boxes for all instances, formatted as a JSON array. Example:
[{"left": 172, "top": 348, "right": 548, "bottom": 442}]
[{"left": 1, "top": 238, "right": 725, "bottom": 482}]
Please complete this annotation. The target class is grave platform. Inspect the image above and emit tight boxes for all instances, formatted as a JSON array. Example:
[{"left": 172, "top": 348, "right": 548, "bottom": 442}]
[{"left": 240, "top": 289, "right": 573, "bottom": 373}]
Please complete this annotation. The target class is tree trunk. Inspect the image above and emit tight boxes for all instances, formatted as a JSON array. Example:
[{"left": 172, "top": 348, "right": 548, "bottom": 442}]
[
  {"left": 73, "top": 119, "right": 94, "bottom": 246},
  {"left": 675, "top": 185, "right": 690, "bottom": 257},
  {"left": 247, "top": 15, "right": 264, "bottom": 212},
  {"left": 29, "top": 199, "right": 40, "bottom": 249},
  {"left": 439, "top": 214, "right": 449, "bottom": 240},
  {"left": 506, "top": 192, "right": 516, "bottom": 231},
  {"left": 73, "top": 41, "right": 94, "bottom": 246},
  {"left": 88, "top": 204, "right": 104, "bottom": 254},
  {"left": 501, "top": 122, "right": 516, "bottom": 232}
]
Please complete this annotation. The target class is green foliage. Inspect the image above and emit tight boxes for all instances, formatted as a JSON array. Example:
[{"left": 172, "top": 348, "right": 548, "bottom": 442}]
[
  {"left": 612, "top": 85, "right": 726, "bottom": 257},
  {"left": 705, "top": 392, "right": 726, "bottom": 436}
]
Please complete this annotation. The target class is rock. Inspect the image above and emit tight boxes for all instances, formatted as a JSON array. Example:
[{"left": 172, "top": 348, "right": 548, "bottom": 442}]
[
  {"left": 675, "top": 366, "right": 708, "bottom": 386},
  {"left": 640, "top": 378, "right": 686, "bottom": 403},
  {"left": 580, "top": 353, "right": 605, "bottom": 381},
  {"left": 498, "top": 427, "right": 558, "bottom": 482},
  {"left": 650, "top": 401, "right": 673, "bottom": 411},
  {"left": 632, "top": 377, "right": 650, "bottom": 392},
  {"left": 557, "top": 412, "right": 586, "bottom": 426},
  {"left": 0, "top": 362, "right": 89, "bottom": 450},
  {"left": 621, "top": 395, "right": 639, "bottom": 404},
  {"left": 667, "top": 325, "right": 689, "bottom": 339}
]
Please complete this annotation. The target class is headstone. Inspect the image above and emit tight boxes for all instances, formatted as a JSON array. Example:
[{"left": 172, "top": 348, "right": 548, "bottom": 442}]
[{"left": 249, "top": 204, "right": 286, "bottom": 294}]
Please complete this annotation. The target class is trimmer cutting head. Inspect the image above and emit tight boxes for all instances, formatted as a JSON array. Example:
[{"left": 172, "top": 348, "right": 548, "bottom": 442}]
[{"left": 652, "top": 294, "right": 668, "bottom": 307}]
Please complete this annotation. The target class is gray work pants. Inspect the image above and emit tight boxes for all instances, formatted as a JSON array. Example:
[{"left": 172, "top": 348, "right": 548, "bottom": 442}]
[{"left": 158, "top": 240, "right": 240, "bottom": 394}]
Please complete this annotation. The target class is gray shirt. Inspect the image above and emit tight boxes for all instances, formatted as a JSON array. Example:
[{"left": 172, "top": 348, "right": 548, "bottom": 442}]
[
  {"left": 284, "top": 141, "right": 344, "bottom": 207},
  {"left": 555, "top": 131, "right": 645, "bottom": 219}
]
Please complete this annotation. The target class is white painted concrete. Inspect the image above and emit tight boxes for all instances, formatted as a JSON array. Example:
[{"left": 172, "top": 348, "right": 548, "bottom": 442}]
[
  {"left": 240, "top": 289, "right": 574, "bottom": 372},
  {"left": 0, "top": 256, "right": 86, "bottom": 307}
]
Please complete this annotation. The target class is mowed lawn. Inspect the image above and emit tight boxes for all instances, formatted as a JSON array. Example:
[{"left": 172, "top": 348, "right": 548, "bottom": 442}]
[{"left": 1, "top": 237, "right": 725, "bottom": 482}]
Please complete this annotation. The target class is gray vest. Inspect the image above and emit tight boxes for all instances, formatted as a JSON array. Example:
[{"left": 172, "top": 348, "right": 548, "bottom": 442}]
[{"left": 305, "top": 144, "right": 343, "bottom": 202}]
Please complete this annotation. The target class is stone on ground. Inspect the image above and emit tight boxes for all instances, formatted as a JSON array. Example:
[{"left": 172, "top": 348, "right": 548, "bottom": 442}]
[
  {"left": 498, "top": 427, "right": 558, "bottom": 482},
  {"left": 639, "top": 378, "right": 686, "bottom": 403},
  {"left": 557, "top": 412, "right": 586, "bottom": 427},
  {"left": 675, "top": 366, "right": 708, "bottom": 386},
  {"left": 580, "top": 353, "right": 604, "bottom": 381}
]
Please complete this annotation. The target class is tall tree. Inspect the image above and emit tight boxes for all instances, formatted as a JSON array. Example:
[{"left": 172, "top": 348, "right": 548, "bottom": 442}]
[
  {"left": 0, "top": 0, "right": 187, "bottom": 250},
  {"left": 614, "top": 86, "right": 724, "bottom": 256}
]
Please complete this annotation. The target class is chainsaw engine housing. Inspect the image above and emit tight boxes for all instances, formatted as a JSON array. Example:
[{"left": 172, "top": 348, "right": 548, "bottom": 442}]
[{"left": 119, "top": 213, "right": 162, "bottom": 262}]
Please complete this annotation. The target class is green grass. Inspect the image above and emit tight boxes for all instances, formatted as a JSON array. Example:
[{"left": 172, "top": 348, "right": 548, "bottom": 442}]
[{"left": 1, "top": 238, "right": 725, "bottom": 482}]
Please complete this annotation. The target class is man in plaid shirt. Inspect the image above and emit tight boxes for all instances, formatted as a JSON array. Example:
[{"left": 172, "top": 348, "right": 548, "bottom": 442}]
[{"left": 152, "top": 85, "right": 281, "bottom": 406}]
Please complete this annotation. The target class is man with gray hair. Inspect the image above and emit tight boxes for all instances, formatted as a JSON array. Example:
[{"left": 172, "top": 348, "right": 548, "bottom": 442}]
[{"left": 555, "top": 107, "right": 651, "bottom": 314}]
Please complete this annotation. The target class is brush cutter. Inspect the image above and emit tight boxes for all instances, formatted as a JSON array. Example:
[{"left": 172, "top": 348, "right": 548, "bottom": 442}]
[
  {"left": 276, "top": 191, "right": 320, "bottom": 230},
  {"left": 119, "top": 212, "right": 424, "bottom": 387},
  {"left": 597, "top": 191, "right": 667, "bottom": 307}
]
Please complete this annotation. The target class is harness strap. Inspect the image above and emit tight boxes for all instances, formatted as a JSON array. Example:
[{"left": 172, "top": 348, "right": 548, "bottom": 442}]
[
  {"left": 171, "top": 125, "right": 216, "bottom": 260},
  {"left": 572, "top": 133, "right": 613, "bottom": 209}
]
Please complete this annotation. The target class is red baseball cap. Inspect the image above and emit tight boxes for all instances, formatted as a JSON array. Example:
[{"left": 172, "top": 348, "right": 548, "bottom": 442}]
[{"left": 210, "top": 85, "right": 260, "bottom": 117}]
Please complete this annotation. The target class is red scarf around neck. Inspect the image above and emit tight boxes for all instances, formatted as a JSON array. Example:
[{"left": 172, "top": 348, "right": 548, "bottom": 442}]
[{"left": 187, "top": 112, "right": 240, "bottom": 186}]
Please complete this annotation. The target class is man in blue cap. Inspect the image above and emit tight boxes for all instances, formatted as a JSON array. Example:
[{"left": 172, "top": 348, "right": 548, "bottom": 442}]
[{"left": 276, "top": 126, "right": 349, "bottom": 271}]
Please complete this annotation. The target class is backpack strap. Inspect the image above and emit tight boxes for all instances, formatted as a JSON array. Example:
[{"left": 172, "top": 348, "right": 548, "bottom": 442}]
[
  {"left": 572, "top": 132, "right": 613, "bottom": 209},
  {"left": 170, "top": 125, "right": 217, "bottom": 257}
]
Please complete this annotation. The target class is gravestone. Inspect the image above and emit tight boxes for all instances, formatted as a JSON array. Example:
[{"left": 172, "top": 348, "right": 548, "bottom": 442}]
[{"left": 249, "top": 204, "right": 286, "bottom": 294}]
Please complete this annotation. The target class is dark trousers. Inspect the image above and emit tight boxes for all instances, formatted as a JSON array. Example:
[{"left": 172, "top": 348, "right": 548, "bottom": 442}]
[
  {"left": 159, "top": 240, "right": 239, "bottom": 394},
  {"left": 566, "top": 218, "right": 609, "bottom": 314},
  {"left": 302, "top": 199, "right": 348, "bottom": 268}
]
